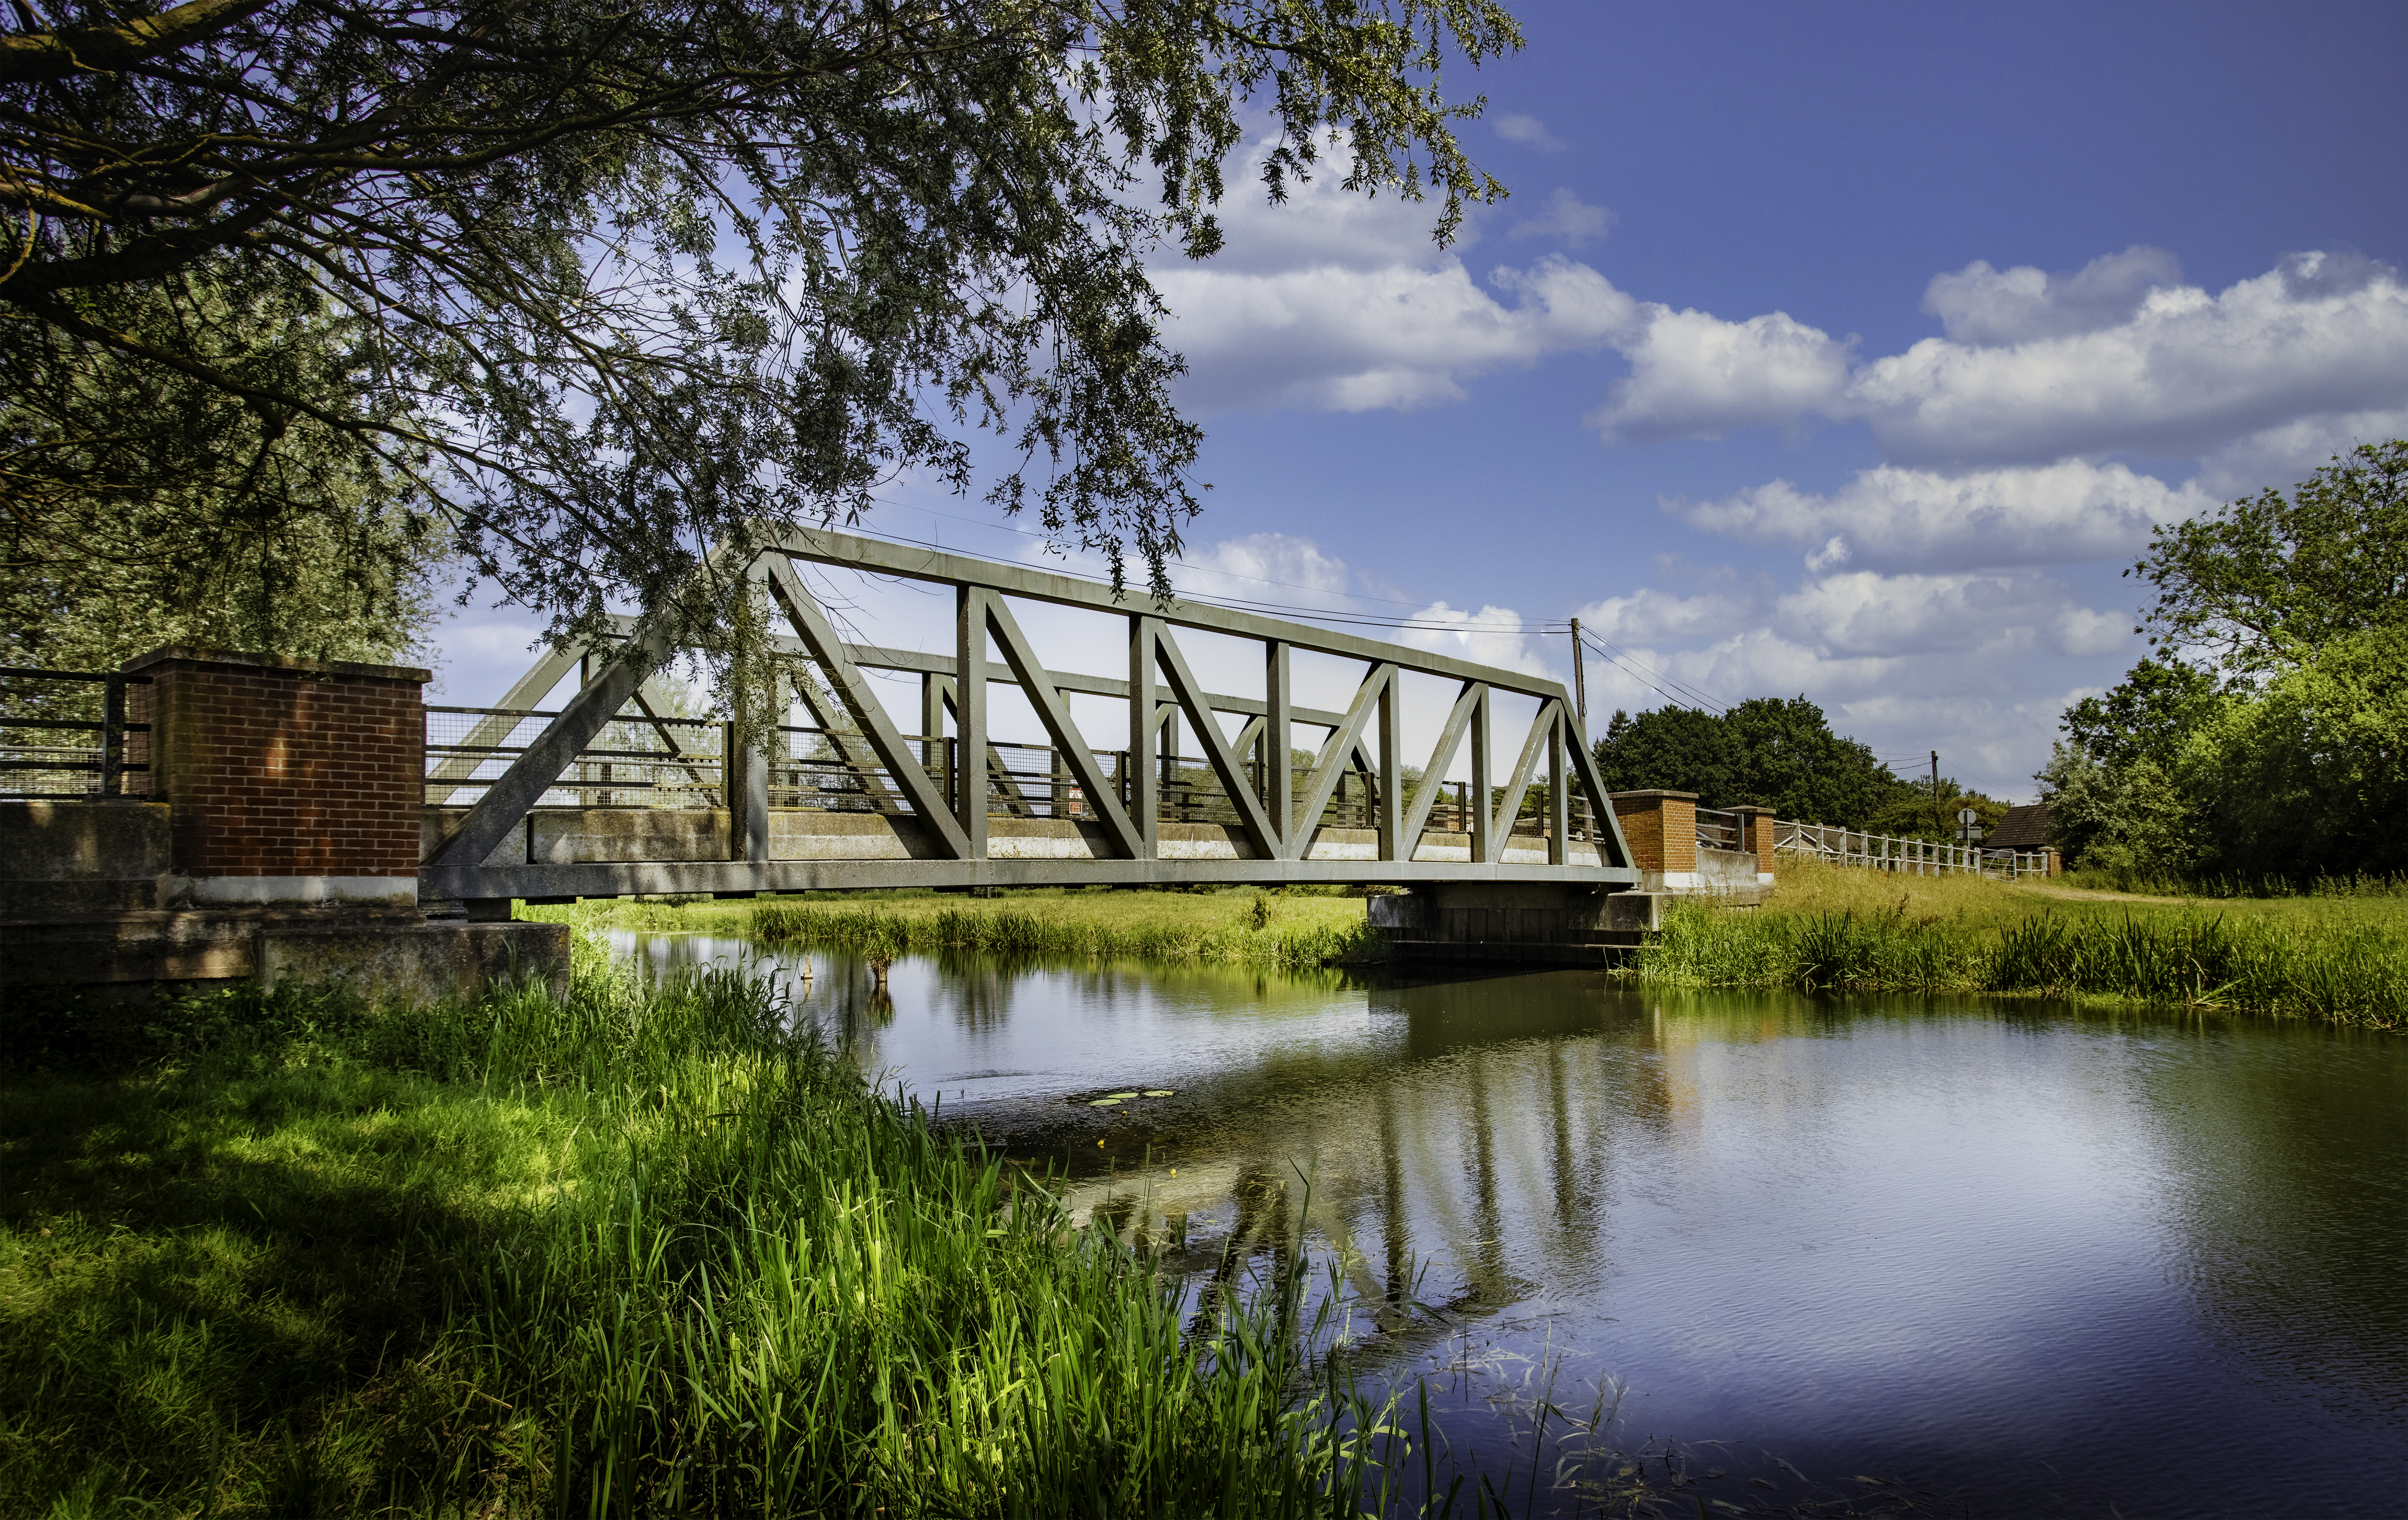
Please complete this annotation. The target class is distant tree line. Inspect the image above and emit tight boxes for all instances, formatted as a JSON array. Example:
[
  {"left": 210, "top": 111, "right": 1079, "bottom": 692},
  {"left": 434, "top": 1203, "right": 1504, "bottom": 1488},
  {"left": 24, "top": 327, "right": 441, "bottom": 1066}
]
[
  {"left": 2039, "top": 441, "right": 2408, "bottom": 885},
  {"left": 1588, "top": 697, "right": 1997, "bottom": 836}
]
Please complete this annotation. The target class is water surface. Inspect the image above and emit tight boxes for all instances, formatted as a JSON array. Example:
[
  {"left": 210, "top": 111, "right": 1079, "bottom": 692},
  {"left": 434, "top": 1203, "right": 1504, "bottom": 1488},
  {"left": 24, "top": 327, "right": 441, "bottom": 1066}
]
[{"left": 616, "top": 931, "right": 2408, "bottom": 1518}]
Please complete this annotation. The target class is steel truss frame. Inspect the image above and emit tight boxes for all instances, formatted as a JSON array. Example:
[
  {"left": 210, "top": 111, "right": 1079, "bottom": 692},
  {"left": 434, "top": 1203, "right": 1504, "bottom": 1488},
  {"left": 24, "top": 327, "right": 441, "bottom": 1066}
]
[{"left": 421, "top": 529, "right": 1638, "bottom": 901}]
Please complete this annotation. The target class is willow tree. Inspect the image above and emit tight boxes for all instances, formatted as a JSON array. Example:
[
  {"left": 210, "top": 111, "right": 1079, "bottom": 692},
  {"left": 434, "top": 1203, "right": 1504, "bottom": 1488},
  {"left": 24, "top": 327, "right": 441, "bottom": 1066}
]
[{"left": 1, "top": 0, "right": 1520, "bottom": 674}]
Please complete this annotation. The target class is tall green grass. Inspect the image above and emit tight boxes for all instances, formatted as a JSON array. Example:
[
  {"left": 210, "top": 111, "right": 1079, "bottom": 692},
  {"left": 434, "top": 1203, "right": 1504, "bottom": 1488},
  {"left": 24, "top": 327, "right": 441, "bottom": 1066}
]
[
  {"left": 2061, "top": 864, "right": 2408, "bottom": 899},
  {"left": 0, "top": 953, "right": 1412, "bottom": 1515},
  {"left": 1644, "top": 901, "right": 2408, "bottom": 1028},
  {"left": 748, "top": 899, "right": 1386, "bottom": 970}
]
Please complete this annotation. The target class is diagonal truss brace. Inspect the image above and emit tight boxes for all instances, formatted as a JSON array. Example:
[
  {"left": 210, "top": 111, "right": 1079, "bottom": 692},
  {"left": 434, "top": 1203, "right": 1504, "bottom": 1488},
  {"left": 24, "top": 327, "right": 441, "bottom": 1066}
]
[
  {"left": 424, "top": 625, "right": 673, "bottom": 870},
  {"left": 1153, "top": 627, "right": 1282, "bottom": 860},
  {"left": 763, "top": 556, "right": 971, "bottom": 858},
  {"left": 981, "top": 595, "right": 1147, "bottom": 857},
  {"left": 1487, "top": 699, "right": 1562, "bottom": 864},
  {"left": 1398, "top": 681, "right": 1485, "bottom": 859},
  {"left": 1284, "top": 663, "right": 1395, "bottom": 859}
]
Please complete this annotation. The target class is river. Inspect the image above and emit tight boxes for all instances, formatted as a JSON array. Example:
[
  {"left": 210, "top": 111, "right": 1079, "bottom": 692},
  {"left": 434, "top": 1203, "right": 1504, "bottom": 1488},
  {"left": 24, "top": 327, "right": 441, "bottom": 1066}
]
[{"left": 613, "top": 931, "right": 2408, "bottom": 1518}]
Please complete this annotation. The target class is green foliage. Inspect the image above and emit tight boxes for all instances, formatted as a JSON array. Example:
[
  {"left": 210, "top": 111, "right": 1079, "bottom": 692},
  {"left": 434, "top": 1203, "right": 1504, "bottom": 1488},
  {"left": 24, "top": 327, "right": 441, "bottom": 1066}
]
[
  {"left": 0, "top": 965, "right": 1409, "bottom": 1515},
  {"left": 746, "top": 897, "right": 1382, "bottom": 969},
  {"left": 1861, "top": 780, "right": 2009, "bottom": 844},
  {"left": 2179, "top": 625, "right": 2408, "bottom": 880},
  {"left": 1592, "top": 696, "right": 1910, "bottom": 826},
  {"left": 1, "top": 278, "right": 444, "bottom": 672},
  {"left": 1643, "top": 901, "right": 2408, "bottom": 1028},
  {"left": 2, "top": 0, "right": 1524, "bottom": 674},
  {"left": 2131, "top": 439, "right": 2408, "bottom": 674},
  {"left": 2047, "top": 442, "right": 2408, "bottom": 886},
  {"left": 2034, "top": 743, "right": 2202, "bottom": 879},
  {"left": 2059, "top": 657, "right": 2217, "bottom": 770}
]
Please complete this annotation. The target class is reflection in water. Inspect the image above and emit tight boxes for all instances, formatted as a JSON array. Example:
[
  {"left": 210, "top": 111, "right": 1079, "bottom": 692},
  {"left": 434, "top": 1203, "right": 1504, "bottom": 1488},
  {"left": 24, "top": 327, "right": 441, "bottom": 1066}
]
[{"left": 611, "top": 931, "right": 2408, "bottom": 1518}]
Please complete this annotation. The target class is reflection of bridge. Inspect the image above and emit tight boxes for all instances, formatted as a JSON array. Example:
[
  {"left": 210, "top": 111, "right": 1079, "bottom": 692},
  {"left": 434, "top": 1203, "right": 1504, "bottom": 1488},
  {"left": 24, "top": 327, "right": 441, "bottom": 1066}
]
[{"left": 421, "top": 529, "right": 1641, "bottom": 915}]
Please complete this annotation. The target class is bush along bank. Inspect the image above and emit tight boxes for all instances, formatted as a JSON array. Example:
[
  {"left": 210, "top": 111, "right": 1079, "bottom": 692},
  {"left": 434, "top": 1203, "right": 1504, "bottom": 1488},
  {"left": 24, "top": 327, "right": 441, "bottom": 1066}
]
[
  {"left": 748, "top": 898, "right": 1388, "bottom": 970},
  {"left": 0, "top": 954, "right": 1409, "bottom": 1516},
  {"left": 1642, "top": 901, "right": 2408, "bottom": 1028}
]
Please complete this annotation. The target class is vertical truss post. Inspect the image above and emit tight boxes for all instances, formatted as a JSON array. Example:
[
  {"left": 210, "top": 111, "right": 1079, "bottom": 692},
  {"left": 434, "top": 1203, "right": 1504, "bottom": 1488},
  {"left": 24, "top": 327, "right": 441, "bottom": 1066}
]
[
  {"left": 1469, "top": 686, "right": 1491, "bottom": 865},
  {"left": 1129, "top": 615, "right": 1159, "bottom": 855},
  {"left": 100, "top": 676, "right": 125, "bottom": 797},
  {"left": 919, "top": 671, "right": 946, "bottom": 803},
  {"left": 1263, "top": 641, "right": 1292, "bottom": 856},
  {"left": 1547, "top": 707, "right": 1569, "bottom": 866},
  {"left": 730, "top": 565, "right": 772, "bottom": 864},
  {"left": 732, "top": 723, "right": 770, "bottom": 863},
  {"left": 1375, "top": 673, "right": 1403, "bottom": 860},
  {"left": 956, "top": 586, "right": 989, "bottom": 857}
]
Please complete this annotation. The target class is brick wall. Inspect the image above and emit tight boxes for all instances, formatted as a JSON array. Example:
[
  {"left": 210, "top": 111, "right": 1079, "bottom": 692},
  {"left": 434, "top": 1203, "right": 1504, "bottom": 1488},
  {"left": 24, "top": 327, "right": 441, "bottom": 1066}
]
[
  {"left": 1734, "top": 806, "right": 1778, "bottom": 876},
  {"left": 1609, "top": 790, "right": 1698, "bottom": 875},
  {"left": 129, "top": 647, "right": 429, "bottom": 881}
]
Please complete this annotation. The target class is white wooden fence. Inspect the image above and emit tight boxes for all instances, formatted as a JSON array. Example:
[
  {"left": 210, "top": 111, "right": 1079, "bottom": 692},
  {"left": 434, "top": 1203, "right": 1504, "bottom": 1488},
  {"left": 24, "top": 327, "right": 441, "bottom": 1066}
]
[{"left": 1774, "top": 820, "right": 2050, "bottom": 881}]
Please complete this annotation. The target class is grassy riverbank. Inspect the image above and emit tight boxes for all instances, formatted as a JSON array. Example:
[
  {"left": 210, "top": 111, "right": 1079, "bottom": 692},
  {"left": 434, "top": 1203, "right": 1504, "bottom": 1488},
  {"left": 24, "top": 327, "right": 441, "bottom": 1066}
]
[
  {"left": 1647, "top": 859, "right": 2408, "bottom": 1028},
  {"left": 0, "top": 948, "right": 1394, "bottom": 1515},
  {"left": 538, "top": 886, "right": 1387, "bottom": 970}
]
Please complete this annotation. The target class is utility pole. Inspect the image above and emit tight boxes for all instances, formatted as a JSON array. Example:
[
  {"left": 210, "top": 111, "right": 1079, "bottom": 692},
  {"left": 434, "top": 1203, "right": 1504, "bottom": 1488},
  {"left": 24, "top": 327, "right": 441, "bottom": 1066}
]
[
  {"left": 1569, "top": 617, "right": 1589, "bottom": 740},
  {"left": 1930, "top": 750, "right": 1941, "bottom": 833}
]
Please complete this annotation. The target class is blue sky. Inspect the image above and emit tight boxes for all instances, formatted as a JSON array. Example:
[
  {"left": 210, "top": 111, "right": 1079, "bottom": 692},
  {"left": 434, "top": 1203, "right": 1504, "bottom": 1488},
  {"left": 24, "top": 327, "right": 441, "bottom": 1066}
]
[{"left": 440, "top": 0, "right": 2408, "bottom": 803}]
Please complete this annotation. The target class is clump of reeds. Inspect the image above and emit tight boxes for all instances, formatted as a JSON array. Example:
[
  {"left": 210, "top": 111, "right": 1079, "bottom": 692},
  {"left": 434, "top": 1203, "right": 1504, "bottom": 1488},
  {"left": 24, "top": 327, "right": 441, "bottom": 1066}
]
[
  {"left": 0, "top": 953, "right": 1416, "bottom": 1515},
  {"left": 749, "top": 899, "right": 1384, "bottom": 969},
  {"left": 1642, "top": 900, "right": 2408, "bottom": 1027}
]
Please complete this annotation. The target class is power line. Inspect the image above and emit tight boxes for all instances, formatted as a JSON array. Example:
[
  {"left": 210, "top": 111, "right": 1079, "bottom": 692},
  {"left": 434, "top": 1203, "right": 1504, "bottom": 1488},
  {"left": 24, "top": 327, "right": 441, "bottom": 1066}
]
[{"left": 1576, "top": 627, "right": 1728, "bottom": 716}]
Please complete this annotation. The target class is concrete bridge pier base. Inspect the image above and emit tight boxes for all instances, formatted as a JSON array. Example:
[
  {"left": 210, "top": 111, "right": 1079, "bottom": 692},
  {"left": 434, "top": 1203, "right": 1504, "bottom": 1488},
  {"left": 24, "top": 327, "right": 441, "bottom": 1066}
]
[{"left": 1371, "top": 882, "right": 1663, "bottom": 969}]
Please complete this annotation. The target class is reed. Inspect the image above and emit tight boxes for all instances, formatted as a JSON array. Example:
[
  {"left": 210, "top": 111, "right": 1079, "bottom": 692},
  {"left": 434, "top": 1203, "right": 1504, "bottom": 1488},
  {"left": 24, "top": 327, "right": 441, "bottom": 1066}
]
[
  {"left": 747, "top": 896, "right": 1386, "bottom": 970},
  {"left": 0, "top": 953, "right": 1411, "bottom": 1515},
  {"left": 1643, "top": 899, "right": 2408, "bottom": 1028}
]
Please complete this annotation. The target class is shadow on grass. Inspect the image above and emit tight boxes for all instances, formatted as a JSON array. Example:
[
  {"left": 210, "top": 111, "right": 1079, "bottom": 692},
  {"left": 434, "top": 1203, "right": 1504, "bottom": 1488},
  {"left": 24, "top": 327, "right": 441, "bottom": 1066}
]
[{"left": 0, "top": 990, "right": 545, "bottom": 1513}]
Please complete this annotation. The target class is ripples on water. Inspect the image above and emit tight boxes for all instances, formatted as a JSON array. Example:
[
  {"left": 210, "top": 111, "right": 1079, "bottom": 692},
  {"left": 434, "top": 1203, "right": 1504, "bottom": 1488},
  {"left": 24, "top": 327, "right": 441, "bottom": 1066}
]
[{"left": 614, "top": 930, "right": 2408, "bottom": 1518}]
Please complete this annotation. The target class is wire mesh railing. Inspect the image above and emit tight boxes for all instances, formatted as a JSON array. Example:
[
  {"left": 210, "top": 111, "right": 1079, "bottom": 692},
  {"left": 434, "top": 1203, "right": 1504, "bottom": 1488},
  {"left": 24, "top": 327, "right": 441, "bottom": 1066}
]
[
  {"left": 0, "top": 668, "right": 153, "bottom": 799},
  {"left": 425, "top": 705, "right": 728, "bottom": 809}
]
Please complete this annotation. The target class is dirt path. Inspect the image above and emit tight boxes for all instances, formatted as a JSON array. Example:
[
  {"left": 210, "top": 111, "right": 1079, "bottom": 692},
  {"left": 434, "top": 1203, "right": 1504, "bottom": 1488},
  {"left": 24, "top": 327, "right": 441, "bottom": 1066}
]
[{"left": 2003, "top": 882, "right": 2198, "bottom": 906}]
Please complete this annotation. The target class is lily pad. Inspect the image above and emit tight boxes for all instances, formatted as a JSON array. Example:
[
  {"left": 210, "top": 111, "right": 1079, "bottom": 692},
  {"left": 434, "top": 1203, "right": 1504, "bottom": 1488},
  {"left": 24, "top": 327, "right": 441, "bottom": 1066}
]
[
  {"left": 1088, "top": 1098, "right": 1123, "bottom": 1107},
  {"left": 1143, "top": 1090, "right": 1175, "bottom": 1098}
]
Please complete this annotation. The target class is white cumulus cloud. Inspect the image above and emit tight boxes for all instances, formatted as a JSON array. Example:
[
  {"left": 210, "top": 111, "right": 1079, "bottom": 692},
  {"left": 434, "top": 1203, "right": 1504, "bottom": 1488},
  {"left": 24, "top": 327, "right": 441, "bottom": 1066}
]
[
  {"left": 1494, "top": 113, "right": 1566, "bottom": 150},
  {"left": 1670, "top": 460, "right": 2213, "bottom": 573},
  {"left": 1577, "top": 250, "right": 2408, "bottom": 465},
  {"left": 1774, "top": 571, "right": 2124, "bottom": 661},
  {"left": 1921, "top": 245, "right": 2185, "bottom": 346},
  {"left": 1157, "top": 252, "right": 1634, "bottom": 413},
  {"left": 1586, "top": 307, "right": 1855, "bottom": 442},
  {"left": 1852, "top": 251, "right": 2408, "bottom": 465},
  {"left": 1510, "top": 188, "right": 1614, "bottom": 248}
]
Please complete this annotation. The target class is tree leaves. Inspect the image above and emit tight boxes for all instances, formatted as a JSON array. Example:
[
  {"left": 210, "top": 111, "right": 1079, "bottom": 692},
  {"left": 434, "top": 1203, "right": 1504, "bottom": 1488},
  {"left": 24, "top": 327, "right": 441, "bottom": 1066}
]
[
  {"left": 1, "top": 0, "right": 1520, "bottom": 679},
  {"left": 1591, "top": 697, "right": 1912, "bottom": 828},
  {"left": 2130, "top": 439, "right": 2408, "bottom": 674}
]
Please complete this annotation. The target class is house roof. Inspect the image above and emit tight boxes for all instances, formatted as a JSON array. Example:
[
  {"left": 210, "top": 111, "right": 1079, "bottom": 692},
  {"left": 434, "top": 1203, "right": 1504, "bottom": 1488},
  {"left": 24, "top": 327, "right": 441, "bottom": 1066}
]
[{"left": 1990, "top": 802, "right": 2052, "bottom": 851}]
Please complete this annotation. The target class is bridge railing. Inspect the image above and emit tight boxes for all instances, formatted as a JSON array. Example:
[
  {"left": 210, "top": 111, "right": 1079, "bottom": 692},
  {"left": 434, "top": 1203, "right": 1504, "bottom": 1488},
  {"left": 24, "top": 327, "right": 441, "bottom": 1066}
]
[
  {"left": 433, "top": 702, "right": 1604, "bottom": 849},
  {"left": 0, "top": 668, "right": 153, "bottom": 799},
  {"left": 1774, "top": 819, "right": 2050, "bottom": 880},
  {"left": 1696, "top": 806, "right": 1743, "bottom": 854},
  {"left": 427, "top": 705, "right": 729, "bottom": 808}
]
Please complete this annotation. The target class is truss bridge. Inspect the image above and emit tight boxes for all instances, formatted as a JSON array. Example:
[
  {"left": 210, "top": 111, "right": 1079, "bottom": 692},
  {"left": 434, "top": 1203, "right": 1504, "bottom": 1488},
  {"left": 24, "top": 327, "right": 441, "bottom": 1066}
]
[{"left": 419, "top": 529, "right": 1643, "bottom": 929}]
